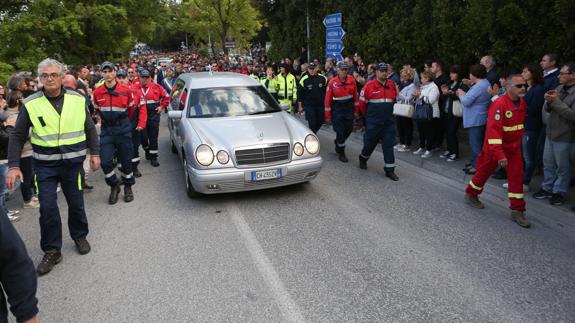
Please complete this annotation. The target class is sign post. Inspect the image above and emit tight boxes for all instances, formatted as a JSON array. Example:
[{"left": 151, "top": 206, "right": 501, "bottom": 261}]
[{"left": 324, "top": 13, "right": 345, "bottom": 62}]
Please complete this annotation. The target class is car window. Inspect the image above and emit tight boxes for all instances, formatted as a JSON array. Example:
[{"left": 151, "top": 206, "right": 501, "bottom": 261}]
[
  {"left": 187, "top": 86, "right": 281, "bottom": 118},
  {"left": 170, "top": 79, "right": 186, "bottom": 110}
]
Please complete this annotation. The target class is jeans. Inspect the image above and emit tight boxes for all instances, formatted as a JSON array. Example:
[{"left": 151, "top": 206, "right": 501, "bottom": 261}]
[
  {"left": 522, "top": 129, "right": 540, "bottom": 185},
  {"left": 467, "top": 126, "right": 485, "bottom": 167},
  {"left": 19, "top": 156, "right": 35, "bottom": 202},
  {"left": 0, "top": 164, "right": 8, "bottom": 214},
  {"left": 542, "top": 138, "right": 574, "bottom": 194}
]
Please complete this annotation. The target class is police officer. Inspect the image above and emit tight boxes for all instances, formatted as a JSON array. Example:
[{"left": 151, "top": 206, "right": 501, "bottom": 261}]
[
  {"left": 93, "top": 61, "right": 137, "bottom": 204},
  {"left": 117, "top": 69, "right": 147, "bottom": 177},
  {"left": 249, "top": 63, "right": 262, "bottom": 82},
  {"left": 325, "top": 61, "right": 359, "bottom": 162},
  {"left": 6, "top": 58, "right": 100, "bottom": 275},
  {"left": 140, "top": 69, "right": 169, "bottom": 167},
  {"left": 261, "top": 66, "right": 279, "bottom": 101},
  {"left": 277, "top": 63, "right": 298, "bottom": 114},
  {"left": 298, "top": 62, "right": 327, "bottom": 133},
  {"left": 357, "top": 63, "right": 400, "bottom": 180}
]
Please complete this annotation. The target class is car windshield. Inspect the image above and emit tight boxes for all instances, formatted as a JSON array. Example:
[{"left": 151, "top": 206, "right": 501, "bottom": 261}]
[{"left": 187, "top": 86, "right": 281, "bottom": 118}]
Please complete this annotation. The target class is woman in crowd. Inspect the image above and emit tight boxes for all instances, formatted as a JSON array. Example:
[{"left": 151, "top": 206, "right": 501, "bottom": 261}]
[
  {"left": 440, "top": 65, "right": 467, "bottom": 161},
  {"left": 457, "top": 64, "right": 491, "bottom": 174},
  {"left": 412, "top": 70, "right": 440, "bottom": 158},
  {"left": 395, "top": 66, "right": 417, "bottom": 152},
  {"left": 4, "top": 90, "right": 38, "bottom": 209}
]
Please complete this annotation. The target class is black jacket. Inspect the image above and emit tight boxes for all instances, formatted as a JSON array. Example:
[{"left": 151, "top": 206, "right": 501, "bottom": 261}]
[
  {"left": 0, "top": 209, "right": 39, "bottom": 323},
  {"left": 298, "top": 73, "right": 327, "bottom": 107}
]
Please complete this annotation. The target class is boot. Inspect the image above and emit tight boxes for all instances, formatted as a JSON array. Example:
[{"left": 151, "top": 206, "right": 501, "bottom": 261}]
[
  {"left": 36, "top": 250, "right": 63, "bottom": 276},
  {"left": 385, "top": 170, "right": 399, "bottom": 181},
  {"left": 145, "top": 149, "right": 151, "bottom": 160},
  {"left": 338, "top": 152, "right": 348, "bottom": 163},
  {"left": 359, "top": 155, "right": 368, "bottom": 170},
  {"left": 465, "top": 193, "right": 485, "bottom": 209},
  {"left": 334, "top": 139, "right": 339, "bottom": 154},
  {"left": 108, "top": 184, "right": 121, "bottom": 205},
  {"left": 511, "top": 211, "right": 531, "bottom": 228},
  {"left": 151, "top": 157, "right": 160, "bottom": 167},
  {"left": 133, "top": 165, "right": 142, "bottom": 178},
  {"left": 124, "top": 185, "right": 134, "bottom": 203}
]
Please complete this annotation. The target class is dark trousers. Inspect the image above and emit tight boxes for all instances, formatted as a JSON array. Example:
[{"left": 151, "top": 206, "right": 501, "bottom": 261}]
[
  {"left": 131, "top": 129, "right": 142, "bottom": 168},
  {"left": 332, "top": 105, "right": 354, "bottom": 152},
  {"left": 304, "top": 105, "right": 324, "bottom": 134},
  {"left": 19, "top": 156, "right": 35, "bottom": 202},
  {"left": 396, "top": 116, "right": 413, "bottom": 146},
  {"left": 432, "top": 115, "right": 446, "bottom": 149},
  {"left": 361, "top": 120, "right": 396, "bottom": 171},
  {"left": 417, "top": 120, "right": 434, "bottom": 151},
  {"left": 446, "top": 114, "right": 462, "bottom": 157},
  {"left": 142, "top": 112, "right": 160, "bottom": 158},
  {"left": 35, "top": 162, "right": 88, "bottom": 252},
  {"left": 101, "top": 132, "right": 135, "bottom": 187}
]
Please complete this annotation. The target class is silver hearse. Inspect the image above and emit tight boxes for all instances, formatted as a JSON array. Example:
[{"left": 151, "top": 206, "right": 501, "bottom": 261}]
[{"left": 167, "top": 72, "right": 323, "bottom": 198}]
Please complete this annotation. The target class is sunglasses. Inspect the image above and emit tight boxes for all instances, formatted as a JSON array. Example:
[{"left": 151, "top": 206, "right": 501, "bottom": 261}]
[{"left": 513, "top": 84, "right": 528, "bottom": 89}]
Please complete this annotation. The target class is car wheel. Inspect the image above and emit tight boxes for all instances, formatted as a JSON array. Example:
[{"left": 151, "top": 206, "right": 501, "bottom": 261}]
[
  {"left": 171, "top": 140, "right": 178, "bottom": 154},
  {"left": 183, "top": 156, "right": 201, "bottom": 198}
]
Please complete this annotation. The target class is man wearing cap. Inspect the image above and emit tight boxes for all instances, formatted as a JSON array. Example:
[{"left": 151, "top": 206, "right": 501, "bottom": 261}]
[
  {"left": 298, "top": 62, "right": 327, "bottom": 133},
  {"left": 249, "top": 64, "right": 262, "bottom": 82},
  {"left": 325, "top": 61, "right": 360, "bottom": 162},
  {"left": 139, "top": 69, "right": 169, "bottom": 167},
  {"left": 92, "top": 61, "right": 138, "bottom": 204},
  {"left": 277, "top": 63, "right": 298, "bottom": 114},
  {"left": 357, "top": 63, "right": 400, "bottom": 180},
  {"left": 117, "top": 69, "right": 147, "bottom": 177},
  {"left": 261, "top": 66, "right": 280, "bottom": 101},
  {"left": 6, "top": 58, "right": 100, "bottom": 275}
]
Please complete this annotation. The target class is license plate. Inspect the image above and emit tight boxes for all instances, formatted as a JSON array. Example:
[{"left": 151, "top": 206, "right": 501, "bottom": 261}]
[{"left": 251, "top": 169, "right": 282, "bottom": 181}]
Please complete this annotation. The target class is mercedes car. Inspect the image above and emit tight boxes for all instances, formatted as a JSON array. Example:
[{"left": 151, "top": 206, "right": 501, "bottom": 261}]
[{"left": 167, "top": 72, "right": 323, "bottom": 198}]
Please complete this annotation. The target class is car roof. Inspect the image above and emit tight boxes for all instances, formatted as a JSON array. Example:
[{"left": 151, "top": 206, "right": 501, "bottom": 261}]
[{"left": 179, "top": 72, "right": 262, "bottom": 90}]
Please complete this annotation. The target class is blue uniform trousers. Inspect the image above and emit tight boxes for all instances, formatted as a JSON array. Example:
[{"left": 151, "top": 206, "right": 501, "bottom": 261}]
[
  {"left": 35, "top": 162, "right": 88, "bottom": 252},
  {"left": 332, "top": 105, "right": 354, "bottom": 153},
  {"left": 361, "top": 118, "right": 396, "bottom": 171},
  {"left": 304, "top": 105, "right": 324, "bottom": 134},
  {"left": 101, "top": 127, "right": 134, "bottom": 187}
]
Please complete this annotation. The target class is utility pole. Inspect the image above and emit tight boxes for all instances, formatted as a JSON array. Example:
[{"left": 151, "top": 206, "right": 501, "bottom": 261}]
[
  {"left": 306, "top": 0, "right": 311, "bottom": 63},
  {"left": 185, "top": 32, "right": 189, "bottom": 55}
]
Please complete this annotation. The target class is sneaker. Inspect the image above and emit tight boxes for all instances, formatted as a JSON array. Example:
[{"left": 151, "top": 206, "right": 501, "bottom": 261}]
[
  {"left": 465, "top": 167, "right": 477, "bottom": 175},
  {"left": 393, "top": 144, "right": 401, "bottom": 150},
  {"left": 439, "top": 151, "right": 451, "bottom": 158},
  {"left": 462, "top": 163, "right": 472, "bottom": 171},
  {"left": 8, "top": 214, "right": 20, "bottom": 222},
  {"left": 421, "top": 150, "right": 433, "bottom": 158},
  {"left": 550, "top": 193, "right": 565, "bottom": 206},
  {"left": 413, "top": 148, "right": 425, "bottom": 155},
  {"left": 7, "top": 210, "right": 20, "bottom": 217},
  {"left": 74, "top": 237, "right": 91, "bottom": 255},
  {"left": 465, "top": 194, "right": 485, "bottom": 209},
  {"left": 56, "top": 185, "right": 61, "bottom": 193},
  {"left": 397, "top": 145, "right": 411, "bottom": 152},
  {"left": 36, "top": 250, "right": 63, "bottom": 276},
  {"left": 446, "top": 154, "right": 458, "bottom": 162},
  {"left": 23, "top": 199, "right": 40, "bottom": 209},
  {"left": 533, "top": 189, "right": 553, "bottom": 199},
  {"left": 511, "top": 211, "right": 531, "bottom": 228},
  {"left": 502, "top": 183, "right": 530, "bottom": 192}
]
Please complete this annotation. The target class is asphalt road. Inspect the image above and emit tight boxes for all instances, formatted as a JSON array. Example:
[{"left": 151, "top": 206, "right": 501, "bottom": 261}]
[{"left": 10, "top": 117, "right": 575, "bottom": 323}]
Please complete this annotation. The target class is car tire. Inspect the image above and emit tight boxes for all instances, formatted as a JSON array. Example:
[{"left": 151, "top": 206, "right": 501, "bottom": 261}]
[
  {"left": 183, "top": 156, "right": 201, "bottom": 198},
  {"left": 171, "top": 140, "right": 178, "bottom": 154}
]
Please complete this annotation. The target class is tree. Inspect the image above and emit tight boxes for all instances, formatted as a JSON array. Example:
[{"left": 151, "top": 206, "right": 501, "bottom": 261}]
[{"left": 184, "top": 0, "right": 262, "bottom": 54}]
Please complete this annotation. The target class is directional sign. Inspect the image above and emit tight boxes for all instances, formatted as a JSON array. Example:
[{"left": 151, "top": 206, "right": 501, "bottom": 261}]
[
  {"left": 326, "top": 41, "right": 344, "bottom": 53},
  {"left": 323, "top": 13, "right": 342, "bottom": 28},
  {"left": 326, "top": 27, "right": 346, "bottom": 41},
  {"left": 326, "top": 53, "right": 344, "bottom": 62}
]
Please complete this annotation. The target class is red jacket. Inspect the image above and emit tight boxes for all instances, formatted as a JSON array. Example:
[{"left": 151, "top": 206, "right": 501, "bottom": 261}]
[
  {"left": 128, "top": 83, "right": 147, "bottom": 129},
  {"left": 324, "top": 75, "right": 359, "bottom": 120},
  {"left": 140, "top": 81, "right": 169, "bottom": 113},
  {"left": 485, "top": 94, "right": 526, "bottom": 161},
  {"left": 93, "top": 82, "right": 146, "bottom": 130},
  {"left": 357, "top": 79, "right": 398, "bottom": 116}
]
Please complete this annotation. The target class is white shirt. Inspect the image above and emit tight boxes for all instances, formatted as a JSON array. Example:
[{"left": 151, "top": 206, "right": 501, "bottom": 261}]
[{"left": 544, "top": 67, "right": 559, "bottom": 77}]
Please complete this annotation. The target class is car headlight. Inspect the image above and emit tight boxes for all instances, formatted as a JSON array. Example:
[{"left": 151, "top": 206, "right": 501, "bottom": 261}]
[
  {"left": 304, "top": 134, "right": 320, "bottom": 155},
  {"left": 195, "top": 145, "right": 214, "bottom": 166},
  {"left": 216, "top": 150, "right": 229, "bottom": 164},
  {"left": 294, "top": 142, "right": 304, "bottom": 156}
]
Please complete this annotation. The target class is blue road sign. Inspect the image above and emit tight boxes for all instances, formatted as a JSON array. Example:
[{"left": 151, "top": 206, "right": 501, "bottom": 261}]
[
  {"left": 326, "top": 53, "right": 344, "bottom": 62},
  {"left": 326, "top": 27, "right": 346, "bottom": 41},
  {"left": 323, "top": 13, "right": 342, "bottom": 28},
  {"left": 326, "top": 41, "right": 344, "bottom": 53}
]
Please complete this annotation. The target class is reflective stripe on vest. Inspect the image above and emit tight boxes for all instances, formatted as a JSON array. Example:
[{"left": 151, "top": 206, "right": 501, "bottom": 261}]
[
  {"left": 503, "top": 124, "right": 524, "bottom": 132},
  {"left": 33, "top": 149, "right": 87, "bottom": 161}
]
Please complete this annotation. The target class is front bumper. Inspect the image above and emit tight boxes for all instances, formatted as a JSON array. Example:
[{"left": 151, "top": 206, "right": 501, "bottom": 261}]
[{"left": 188, "top": 156, "right": 323, "bottom": 194}]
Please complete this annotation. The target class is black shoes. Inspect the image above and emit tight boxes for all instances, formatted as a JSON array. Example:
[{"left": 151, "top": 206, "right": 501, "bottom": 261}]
[
  {"left": 533, "top": 189, "right": 553, "bottom": 199},
  {"left": 550, "top": 193, "right": 565, "bottom": 206},
  {"left": 151, "top": 158, "right": 160, "bottom": 167},
  {"left": 133, "top": 167, "right": 142, "bottom": 178},
  {"left": 108, "top": 184, "right": 121, "bottom": 205},
  {"left": 491, "top": 168, "right": 507, "bottom": 180},
  {"left": 359, "top": 155, "right": 368, "bottom": 169},
  {"left": 385, "top": 171, "right": 399, "bottom": 181},
  {"left": 124, "top": 185, "right": 134, "bottom": 203},
  {"left": 37, "top": 250, "right": 63, "bottom": 276},
  {"left": 338, "top": 153, "right": 348, "bottom": 163},
  {"left": 74, "top": 237, "right": 91, "bottom": 255}
]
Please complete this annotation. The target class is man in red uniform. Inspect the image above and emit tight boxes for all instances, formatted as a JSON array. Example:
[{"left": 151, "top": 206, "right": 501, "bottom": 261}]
[
  {"left": 325, "top": 61, "right": 359, "bottom": 162},
  {"left": 465, "top": 74, "right": 530, "bottom": 228},
  {"left": 139, "top": 69, "right": 169, "bottom": 167}
]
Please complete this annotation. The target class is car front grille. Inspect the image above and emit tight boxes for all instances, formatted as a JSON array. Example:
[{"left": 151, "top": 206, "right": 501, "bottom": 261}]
[{"left": 235, "top": 143, "right": 290, "bottom": 166}]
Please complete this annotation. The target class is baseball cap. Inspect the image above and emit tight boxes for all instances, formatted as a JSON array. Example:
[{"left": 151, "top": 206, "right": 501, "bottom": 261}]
[
  {"left": 139, "top": 69, "right": 151, "bottom": 77},
  {"left": 117, "top": 69, "right": 127, "bottom": 77},
  {"left": 308, "top": 62, "right": 317, "bottom": 68},
  {"left": 376, "top": 63, "right": 389, "bottom": 71},
  {"left": 100, "top": 61, "right": 115, "bottom": 71},
  {"left": 337, "top": 61, "right": 349, "bottom": 69}
]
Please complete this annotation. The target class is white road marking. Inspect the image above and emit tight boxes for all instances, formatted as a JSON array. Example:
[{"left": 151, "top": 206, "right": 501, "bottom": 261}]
[{"left": 228, "top": 202, "right": 307, "bottom": 323}]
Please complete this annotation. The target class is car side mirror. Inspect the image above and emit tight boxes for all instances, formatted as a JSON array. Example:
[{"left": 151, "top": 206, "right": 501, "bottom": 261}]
[
  {"left": 279, "top": 104, "right": 290, "bottom": 111},
  {"left": 168, "top": 110, "right": 183, "bottom": 119}
]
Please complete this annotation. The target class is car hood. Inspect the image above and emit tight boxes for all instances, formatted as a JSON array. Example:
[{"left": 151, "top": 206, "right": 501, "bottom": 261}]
[{"left": 188, "top": 112, "right": 305, "bottom": 150}]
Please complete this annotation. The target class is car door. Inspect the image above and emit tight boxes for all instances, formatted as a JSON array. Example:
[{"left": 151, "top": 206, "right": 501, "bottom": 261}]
[
  {"left": 173, "top": 87, "right": 189, "bottom": 149},
  {"left": 168, "top": 79, "right": 186, "bottom": 142}
]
